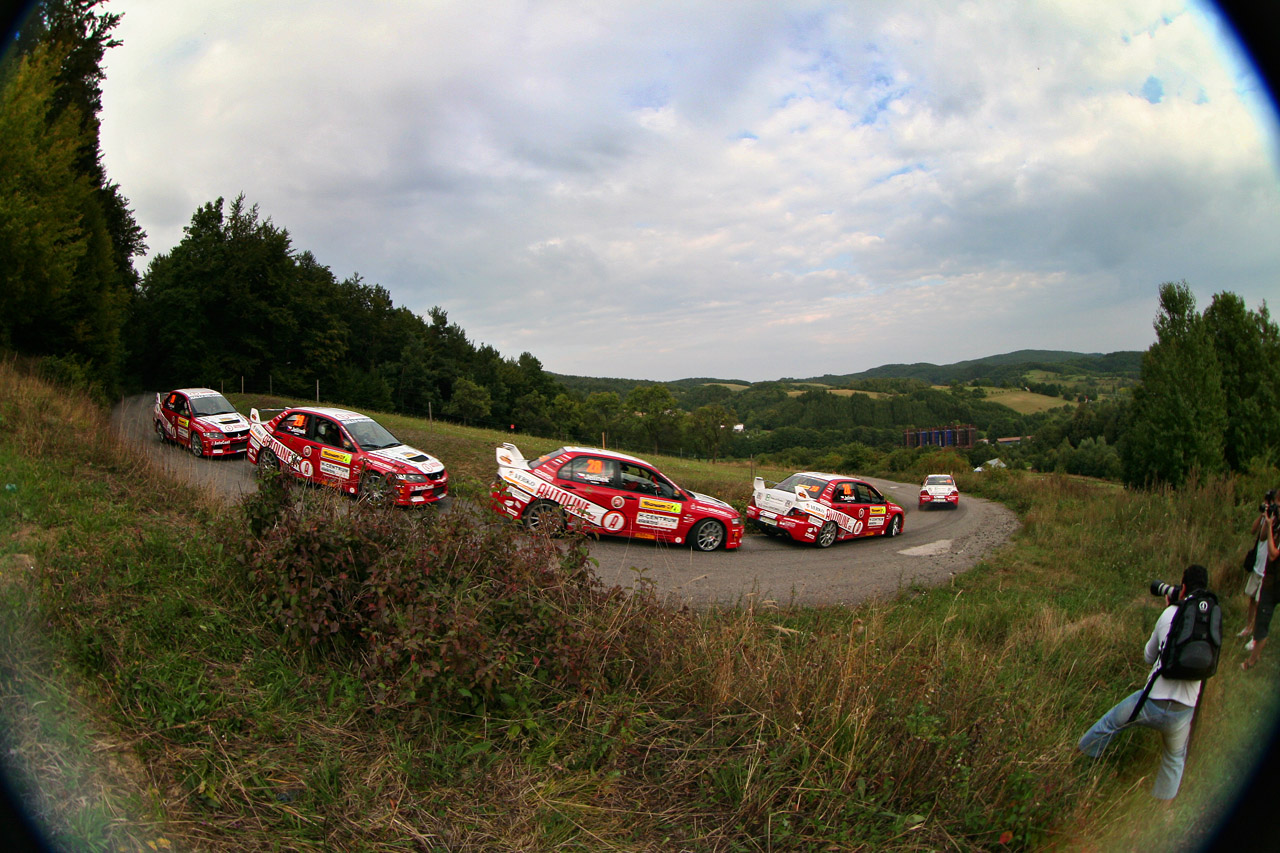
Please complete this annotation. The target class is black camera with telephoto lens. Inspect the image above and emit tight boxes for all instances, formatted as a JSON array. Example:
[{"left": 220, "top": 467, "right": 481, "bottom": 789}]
[
  {"left": 1263, "top": 490, "right": 1278, "bottom": 515},
  {"left": 1150, "top": 580, "right": 1181, "bottom": 602}
]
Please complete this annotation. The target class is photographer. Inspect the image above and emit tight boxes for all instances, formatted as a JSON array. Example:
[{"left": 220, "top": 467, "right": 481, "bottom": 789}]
[
  {"left": 1238, "top": 491, "right": 1277, "bottom": 646},
  {"left": 1077, "top": 564, "right": 1213, "bottom": 800},
  {"left": 1242, "top": 493, "right": 1280, "bottom": 671}
]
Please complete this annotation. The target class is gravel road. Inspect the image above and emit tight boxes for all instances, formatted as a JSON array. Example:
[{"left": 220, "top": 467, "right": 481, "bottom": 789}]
[{"left": 113, "top": 394, "right": 1021, "bottom": 608}]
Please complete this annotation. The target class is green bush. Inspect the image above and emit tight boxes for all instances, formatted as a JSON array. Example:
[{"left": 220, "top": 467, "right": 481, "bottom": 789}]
[{"left": 240, "top": 491, "right": 681, "bottom": 712}]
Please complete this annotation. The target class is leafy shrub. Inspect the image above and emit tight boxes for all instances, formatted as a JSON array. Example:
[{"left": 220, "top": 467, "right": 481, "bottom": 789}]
[{"left": 239, "top": 493, "right": 681, "bottom": 712}]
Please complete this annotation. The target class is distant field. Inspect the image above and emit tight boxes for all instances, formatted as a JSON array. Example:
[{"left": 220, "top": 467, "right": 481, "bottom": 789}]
[
  {"left": 784, "top": 387, "right": 887, "bottom": 399},
  {"left": 978, "top": 387, "right": 1074, "bottom": 414},
  {"left": 703, "top": 382, "right": 750, "bottom": 391},
  {"left": 1024, "top": 369, "right": 1136, "bottom": 398}
]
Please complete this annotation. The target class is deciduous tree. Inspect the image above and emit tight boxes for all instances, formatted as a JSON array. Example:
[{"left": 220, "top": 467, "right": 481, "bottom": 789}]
[
  {"left": 1203, "top": 292, "right": 1280, "bottom": 470},
  {"left": 1120, "top": 281, "right": 1226, "bottom": 488}
]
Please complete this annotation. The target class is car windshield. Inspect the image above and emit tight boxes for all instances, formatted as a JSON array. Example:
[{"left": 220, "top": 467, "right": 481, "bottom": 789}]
[
  {"left": 926, "top": 475, "right": 954, "bottom": 486},
  {"left": 344, "top": 419, "right": 401, "bottom": 450},
  {"left": 774, "top": 474, "right": 828, "bottom": 499},
  {"left": 190, "top": 394, "right": 238, "bottom": 417}
]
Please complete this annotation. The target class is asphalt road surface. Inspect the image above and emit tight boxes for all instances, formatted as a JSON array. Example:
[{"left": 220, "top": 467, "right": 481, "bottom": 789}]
[{"left": 113, "top": 394, "right": 1020, "bottom": 608}]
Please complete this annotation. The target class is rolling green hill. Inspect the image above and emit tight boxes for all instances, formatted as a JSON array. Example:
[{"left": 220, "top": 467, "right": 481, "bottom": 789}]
[{"left": 554, "top": 350, "right": 1142, "bottom": 402}]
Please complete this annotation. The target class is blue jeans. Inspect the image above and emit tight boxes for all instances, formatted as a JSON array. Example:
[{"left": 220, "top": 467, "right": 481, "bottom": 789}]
[{"left": 1078, "top": 689, "right": 1195, "bottom": 799}]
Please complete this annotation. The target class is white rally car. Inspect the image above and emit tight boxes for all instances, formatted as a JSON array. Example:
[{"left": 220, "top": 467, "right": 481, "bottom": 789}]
[
  {"left": 745, "top": 472, "right": 904, "bottom": 547},
  {"left": 919, "top": 473, "right": 960, "bottom": 509},
  {"left": 154, "top": 388, "right": 251, "bottom": 457}
]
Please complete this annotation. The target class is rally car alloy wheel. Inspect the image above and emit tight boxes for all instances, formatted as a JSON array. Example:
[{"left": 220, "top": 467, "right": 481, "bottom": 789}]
[
  {"left": 359, "top": 473, "right": 390, "bottom": 505},
  {"left": 817, "top": 521, "right": 838, "bottom": 548},
  {"left": 523, "top": 500, "right": 565, "bottom": 534},
  {"left": 154, "top": 420, "right": 166, "bottom": 443},
  {"left": 189, "top": 432, "right": 204, "bottom": 458},
  {"left": 888, "top": 515, "right": 903, "bottom": 537},
  {"left": 256, "top": 448, "right": 280, "bottom": 478},
  {"left": 691, "top": 519, "right": 726, "bottom": 552}
]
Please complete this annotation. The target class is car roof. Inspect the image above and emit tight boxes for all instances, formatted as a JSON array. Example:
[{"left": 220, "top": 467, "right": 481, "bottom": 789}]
[
  {"left": 172, "top": 387, "right": 224, "bottom": 398},
  {"left": 789, "top": 471, "right": 864, "bottom": 483},
  {"left": 282, "top": 406, "right": 374, "bottom": 423},
  {"left": 541, "top": 446, "right": 654, "bottom": 467}
]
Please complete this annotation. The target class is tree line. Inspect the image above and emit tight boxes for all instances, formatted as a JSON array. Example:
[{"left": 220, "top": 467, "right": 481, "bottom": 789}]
[
  {"left": 3, "top": 3, "right": 1276, "bottom": 483},
  {"left": 0, "top": 0, "right": 145, "bottom": 388}
]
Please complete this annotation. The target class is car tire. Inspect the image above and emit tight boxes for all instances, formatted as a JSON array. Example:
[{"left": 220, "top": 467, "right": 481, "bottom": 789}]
[
  {"left": 189, "top": 432, "right": 204, "bottom": 458},
  {"left": 359, "top": 473, "right": 391, "bottom": 506},
  {"left": 256, "top": 448, "right": 280, "bottom": 478},
  {"left": 523, "top": 499, "right": 565, "bottom": 534},
  {"left": 887, "top": 514, "right": 903, "bottom": 537},
  {"left": 691, "top": 519, "right": 726, "bottom": 552},
  {"left": 816, "top": 521, "right": 838, "bottom": 548},
  {"left": 154, "top": 420, "right": 167, "bottom": 444}
]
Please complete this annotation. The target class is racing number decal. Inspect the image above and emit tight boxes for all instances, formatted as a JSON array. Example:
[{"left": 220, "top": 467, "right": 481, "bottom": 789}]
[
  {"left": 602, "top": 511, "right": 626, "bottom": 532},
  {"left": 300, "top": 460, "right": 314, "bottom": 478}
]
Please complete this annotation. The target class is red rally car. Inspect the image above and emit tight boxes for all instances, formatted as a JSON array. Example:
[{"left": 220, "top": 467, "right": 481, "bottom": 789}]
[
  {"left": 248, "top": 406, "right": 448, "bottom": 506},
  {"left": 746, "top": 472, "right": 904, "bottom": 547},
  {"left": 154, "top": 388, "right": 251, "bottom": 457},
  {"left": 490, "top": 443, "right": 743, "bottom": 551}
]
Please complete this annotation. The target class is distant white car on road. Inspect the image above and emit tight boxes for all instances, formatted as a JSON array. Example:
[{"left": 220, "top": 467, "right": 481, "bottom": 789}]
[{"left": 919, "top": 473, "right": 959, "bottom": 509}]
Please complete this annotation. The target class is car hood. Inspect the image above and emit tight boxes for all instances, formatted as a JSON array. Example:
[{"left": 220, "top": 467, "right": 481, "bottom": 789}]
[
  {"left": 688, "top": 491, "right": 740, "bottom": 519},
  {"left": 195, "top": 412, "right": 250, "bottom": 433},
  {"left": 368, "top": 444, "right": 445, "bottom": 475}
]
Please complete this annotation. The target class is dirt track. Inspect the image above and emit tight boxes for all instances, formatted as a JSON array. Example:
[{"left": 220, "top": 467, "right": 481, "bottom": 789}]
[{"left": 113, "top": 394, "right": 1021, "bottom": 608}]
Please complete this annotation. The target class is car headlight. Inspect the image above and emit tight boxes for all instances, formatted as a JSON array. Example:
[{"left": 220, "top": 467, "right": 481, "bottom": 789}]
[
  {"left": 730, "top": 517, "right": 742, "bottom": 526},
  {"left": 395, "top": 472, "right": 429, "bottom": 484},
  {"left": 204, "top": 430, "right": 225, "bottom": 441}
]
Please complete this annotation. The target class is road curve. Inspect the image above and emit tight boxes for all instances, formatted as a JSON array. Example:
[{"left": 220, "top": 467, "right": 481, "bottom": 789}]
[{"left": 112, "top": 394, "right": 1020, "bottom": 608}]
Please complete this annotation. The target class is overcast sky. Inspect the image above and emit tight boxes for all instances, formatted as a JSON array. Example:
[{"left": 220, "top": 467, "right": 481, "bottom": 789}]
[{"left": 97, "top": 0, "right": 1279, "bottom": 382}]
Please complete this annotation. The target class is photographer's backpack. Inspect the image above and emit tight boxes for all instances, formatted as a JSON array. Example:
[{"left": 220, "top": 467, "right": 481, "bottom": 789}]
[{"left": 1128, "top": 591, "right": 1222, "bottom": 722}]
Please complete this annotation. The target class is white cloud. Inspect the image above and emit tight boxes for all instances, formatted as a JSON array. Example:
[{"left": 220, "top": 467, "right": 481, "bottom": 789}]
[{"left": 99, "top": 0, "right": 1280, "bottom": 380}]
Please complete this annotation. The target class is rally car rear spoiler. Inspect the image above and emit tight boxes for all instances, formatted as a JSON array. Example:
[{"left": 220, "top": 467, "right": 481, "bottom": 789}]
[
  {"left": 497, "top": 442, "right": 527, "bottom": 468},
  {"left": 249, "top": 407, "right": 289, "bottom": 425}
]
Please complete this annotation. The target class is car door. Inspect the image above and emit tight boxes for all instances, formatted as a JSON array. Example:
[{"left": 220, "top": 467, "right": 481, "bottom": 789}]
[
  {"left": 827, "top": 480, "right": 870, "bottom": 539},
  {"left": 856, "top": 481, "right": 892, "bottom": 535},
  {"left": 307, "top": 415, "right": 358, "bottom": 491},
  {"left": 271, "top": 411, "right": 312, "bottom": 480},
  {"left": 159, "top": 392, "right": 187, "bottom": 442},
  {"left": 555, "top": 455, "right": 628, "bottom": 534},
  {"left": 618, "top": 460, "right": 685, "bottom": 542}
]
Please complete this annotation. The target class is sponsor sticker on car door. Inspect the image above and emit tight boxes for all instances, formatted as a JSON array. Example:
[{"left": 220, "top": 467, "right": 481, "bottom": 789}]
[{"left": 319, "top": 447, "right": 353, "bottom": 479}]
